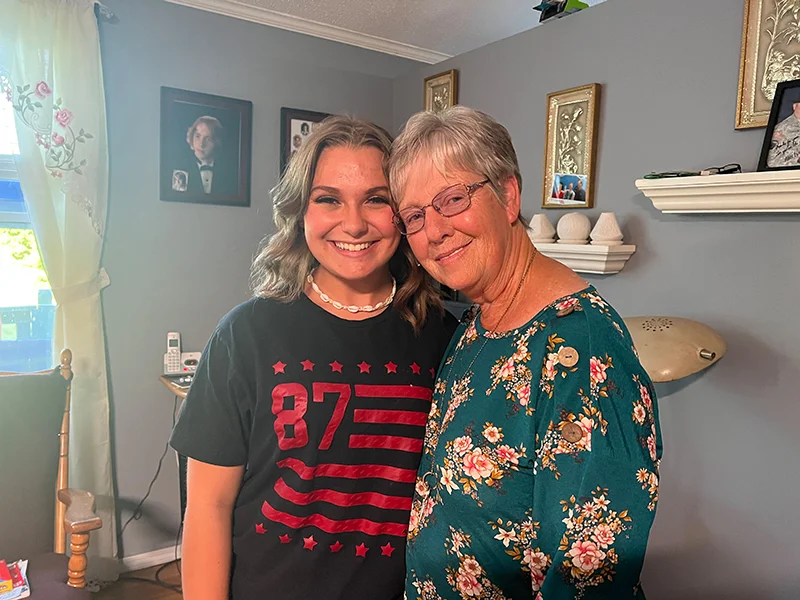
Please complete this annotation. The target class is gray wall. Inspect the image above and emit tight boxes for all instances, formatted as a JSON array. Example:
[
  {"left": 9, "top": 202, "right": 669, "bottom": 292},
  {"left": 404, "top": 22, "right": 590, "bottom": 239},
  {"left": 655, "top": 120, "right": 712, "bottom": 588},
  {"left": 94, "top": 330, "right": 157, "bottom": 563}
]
[
  {"left": 395, "top": 0, "right": 800, "bottom": 598},
  {"left": 99, "top": 0, "right": 415, "bottom": 558}
]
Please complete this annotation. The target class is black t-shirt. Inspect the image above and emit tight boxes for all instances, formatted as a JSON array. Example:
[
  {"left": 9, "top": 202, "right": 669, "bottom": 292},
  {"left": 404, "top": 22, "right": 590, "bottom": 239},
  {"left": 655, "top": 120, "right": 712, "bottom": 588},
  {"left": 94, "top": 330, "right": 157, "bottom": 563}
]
[{"left": 170, "top": 294, "right": 458, "bottom": 600}]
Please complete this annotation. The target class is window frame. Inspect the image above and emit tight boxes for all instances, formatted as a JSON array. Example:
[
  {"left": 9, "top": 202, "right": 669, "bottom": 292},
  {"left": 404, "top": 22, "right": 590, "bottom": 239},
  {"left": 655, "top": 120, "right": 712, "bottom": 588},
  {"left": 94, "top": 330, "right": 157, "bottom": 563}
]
[{"left": 0, "top": 153, "right": 28, "bottom": 226}]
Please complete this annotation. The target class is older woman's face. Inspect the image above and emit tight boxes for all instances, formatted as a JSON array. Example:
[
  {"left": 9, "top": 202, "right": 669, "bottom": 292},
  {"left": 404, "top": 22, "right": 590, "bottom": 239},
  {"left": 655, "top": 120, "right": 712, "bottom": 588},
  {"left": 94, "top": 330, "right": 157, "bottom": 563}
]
[{"left": 398, "top": 156, "right": 517, "bottom": 296}]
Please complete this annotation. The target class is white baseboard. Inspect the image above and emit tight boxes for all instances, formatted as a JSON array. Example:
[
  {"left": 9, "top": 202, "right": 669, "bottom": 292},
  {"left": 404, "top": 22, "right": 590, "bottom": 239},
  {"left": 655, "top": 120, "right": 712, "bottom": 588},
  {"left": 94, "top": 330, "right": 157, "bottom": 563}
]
[{"left": 121, "top": 544, "right": 181, "bottom": 572}]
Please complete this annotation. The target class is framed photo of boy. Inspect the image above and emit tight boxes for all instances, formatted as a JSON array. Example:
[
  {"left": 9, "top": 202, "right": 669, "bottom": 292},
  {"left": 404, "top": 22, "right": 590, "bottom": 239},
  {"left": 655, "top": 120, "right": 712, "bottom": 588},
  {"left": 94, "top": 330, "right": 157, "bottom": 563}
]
[
  {"left": 280, "top": 107, "right": 332, "bottom": 174},
  {"left": 758, "top": 79, "right": 800, "bottom": 171},
  {"left": 160, "top": 87, "right": 252, "bottom": 207}
]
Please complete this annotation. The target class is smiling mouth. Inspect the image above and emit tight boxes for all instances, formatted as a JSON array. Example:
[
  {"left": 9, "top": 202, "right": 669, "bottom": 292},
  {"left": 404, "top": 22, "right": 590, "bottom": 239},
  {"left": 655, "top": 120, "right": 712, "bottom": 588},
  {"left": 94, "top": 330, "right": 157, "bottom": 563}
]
[
  {"left": 436, "top": 241, "right": 471, "bottom": 262},
  {"left": 332, "top": 241, "right": 375, "bottom": 252}
]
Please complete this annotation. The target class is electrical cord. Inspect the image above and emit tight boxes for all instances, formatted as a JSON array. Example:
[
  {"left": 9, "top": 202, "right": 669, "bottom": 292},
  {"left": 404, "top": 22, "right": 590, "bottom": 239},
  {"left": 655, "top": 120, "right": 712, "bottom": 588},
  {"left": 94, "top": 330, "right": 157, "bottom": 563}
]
[
  {"left": 119, "top": 395, "right": 179, "bottom": 535},
  {"left": 116, "top": 395, "right": 184, "bottom": 593}
]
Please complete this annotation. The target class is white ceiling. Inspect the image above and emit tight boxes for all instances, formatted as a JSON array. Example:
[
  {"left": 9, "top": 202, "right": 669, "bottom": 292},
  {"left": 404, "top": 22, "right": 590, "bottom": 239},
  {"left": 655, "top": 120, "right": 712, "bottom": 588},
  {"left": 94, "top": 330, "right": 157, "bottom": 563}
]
[{"left": 166, "top": 0, "right": 607, "bottom": 64}]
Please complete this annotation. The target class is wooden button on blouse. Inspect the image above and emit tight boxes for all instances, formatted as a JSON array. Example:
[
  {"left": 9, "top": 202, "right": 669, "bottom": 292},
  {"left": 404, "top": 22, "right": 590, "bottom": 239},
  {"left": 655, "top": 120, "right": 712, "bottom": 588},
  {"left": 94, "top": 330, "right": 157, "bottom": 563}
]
[
  {"left": 556, "top": 306, "right": 574, "bottom": 317},
  {"left": 557, "top": 346, "right": 579, "bottom": 368},
  {"left": 561, "top": 422, "right": 583, "bottom": 443}
]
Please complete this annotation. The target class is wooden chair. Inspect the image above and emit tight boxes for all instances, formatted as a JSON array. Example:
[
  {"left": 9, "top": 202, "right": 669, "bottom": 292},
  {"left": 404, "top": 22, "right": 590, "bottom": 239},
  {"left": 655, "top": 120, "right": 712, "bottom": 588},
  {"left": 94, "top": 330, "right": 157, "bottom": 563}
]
[{"left": 0, "top": 349, "right": 103, "bottom": 598}]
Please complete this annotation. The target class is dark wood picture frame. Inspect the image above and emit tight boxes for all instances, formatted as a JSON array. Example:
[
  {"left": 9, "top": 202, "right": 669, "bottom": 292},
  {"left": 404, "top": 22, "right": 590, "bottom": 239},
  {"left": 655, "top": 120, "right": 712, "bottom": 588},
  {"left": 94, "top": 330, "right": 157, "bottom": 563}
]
[
  {"left": 280, "top": 107, "right": 332, "bottom": 174},
  {"left": 160, "top": 86, "right": 252, "bottom": 207},
  {"left": 757, "top": 79, "right": 800, "bottom": 172}
]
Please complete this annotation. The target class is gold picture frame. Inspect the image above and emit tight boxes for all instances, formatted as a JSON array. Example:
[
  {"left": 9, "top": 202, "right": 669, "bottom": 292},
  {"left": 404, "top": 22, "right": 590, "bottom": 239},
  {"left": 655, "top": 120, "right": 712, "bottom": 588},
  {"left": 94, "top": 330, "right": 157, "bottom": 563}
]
[
  {"left": 542, "top": 83, "right": 600, "bottom": 209},
  {"left": 424, "top": 70, "right": 458, "bottom": 113},
  {"left": 736, "top": 0, "right": 800, "bottom": 130}
]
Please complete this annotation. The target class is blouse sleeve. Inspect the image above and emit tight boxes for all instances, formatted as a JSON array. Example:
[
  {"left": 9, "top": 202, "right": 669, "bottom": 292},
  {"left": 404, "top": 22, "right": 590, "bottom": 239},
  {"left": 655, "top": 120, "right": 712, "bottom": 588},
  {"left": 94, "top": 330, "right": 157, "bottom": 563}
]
[{"left": 530, "top": 307, "right": 661, "bottom": 599}]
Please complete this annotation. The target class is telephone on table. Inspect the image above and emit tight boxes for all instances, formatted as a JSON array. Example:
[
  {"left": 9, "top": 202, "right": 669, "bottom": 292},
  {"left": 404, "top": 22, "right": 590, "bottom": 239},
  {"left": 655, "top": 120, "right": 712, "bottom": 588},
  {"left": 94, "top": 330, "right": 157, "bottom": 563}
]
[{"left": 163, "top": 332, "right": 200, "bottom": 386}]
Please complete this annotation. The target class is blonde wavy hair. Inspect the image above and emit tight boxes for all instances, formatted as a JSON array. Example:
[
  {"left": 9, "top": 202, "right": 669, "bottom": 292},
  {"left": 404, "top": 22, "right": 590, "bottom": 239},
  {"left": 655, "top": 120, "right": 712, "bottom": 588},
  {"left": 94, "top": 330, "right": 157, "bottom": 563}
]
[{"left": 250, "top": 115, "right": 443, "bottom": 332}]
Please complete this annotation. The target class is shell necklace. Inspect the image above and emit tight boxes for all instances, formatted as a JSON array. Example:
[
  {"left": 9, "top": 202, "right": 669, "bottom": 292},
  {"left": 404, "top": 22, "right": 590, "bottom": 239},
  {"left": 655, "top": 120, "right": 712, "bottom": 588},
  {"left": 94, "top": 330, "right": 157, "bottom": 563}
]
[{"left": 307, "top": 270, "right": 396, "bottom": 313}]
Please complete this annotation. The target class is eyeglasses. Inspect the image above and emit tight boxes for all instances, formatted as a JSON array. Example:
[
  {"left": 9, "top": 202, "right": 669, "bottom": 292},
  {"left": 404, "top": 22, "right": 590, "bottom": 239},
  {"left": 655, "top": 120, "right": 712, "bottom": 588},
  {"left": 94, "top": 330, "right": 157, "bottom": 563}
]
[
  {"left": 393, "top": 179, "right": 490, "bottom": 235},
  {"left": 642, "top": 163, "right": 742, "bottom": 179}
]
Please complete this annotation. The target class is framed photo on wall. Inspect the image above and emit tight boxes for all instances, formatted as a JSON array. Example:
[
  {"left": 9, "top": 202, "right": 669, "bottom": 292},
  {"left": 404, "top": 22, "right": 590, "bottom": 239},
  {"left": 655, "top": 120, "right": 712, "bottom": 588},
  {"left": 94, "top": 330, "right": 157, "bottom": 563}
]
[
  {"left": 736, "top": 0, "right": 800, "bottom": 130},
  {"left": 280, "top": 107, "right": 332, "bottom": 174},
  {"left": 424, "top": 70, "right": 458, "bottom": 113},
  {"left": 758, "top": 78, "right": 800, "bottom": 170},
  {"left": 160, "top": 87, "right": 252, "bottom": 207},
  {"left": 542, "top": 83, "right": 600, "bottom": 209}
]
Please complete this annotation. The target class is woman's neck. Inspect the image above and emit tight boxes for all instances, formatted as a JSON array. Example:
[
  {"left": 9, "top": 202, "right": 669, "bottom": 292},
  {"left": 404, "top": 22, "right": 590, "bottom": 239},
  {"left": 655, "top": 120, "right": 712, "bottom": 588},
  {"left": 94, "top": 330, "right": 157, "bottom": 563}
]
[
  {"left": 475, "top": 228, "right": 536, "bottom": 331},
  {"left": 306, "top": 266, "right": 394, "bottom": 320}
]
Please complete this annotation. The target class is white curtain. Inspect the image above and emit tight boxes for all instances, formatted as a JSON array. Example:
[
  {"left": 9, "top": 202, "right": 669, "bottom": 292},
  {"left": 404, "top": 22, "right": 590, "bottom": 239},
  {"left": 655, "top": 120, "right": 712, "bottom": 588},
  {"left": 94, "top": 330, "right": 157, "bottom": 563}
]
[{"left": 1, "top": 0, "right": 117, "bottom": 583}]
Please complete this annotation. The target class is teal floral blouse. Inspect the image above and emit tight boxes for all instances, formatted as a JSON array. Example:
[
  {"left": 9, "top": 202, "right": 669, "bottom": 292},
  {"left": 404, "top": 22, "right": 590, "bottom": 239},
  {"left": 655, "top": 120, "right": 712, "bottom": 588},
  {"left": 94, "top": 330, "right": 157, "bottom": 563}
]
[{"left": 405, "top": 287, "right": 661, "bottom": 600}]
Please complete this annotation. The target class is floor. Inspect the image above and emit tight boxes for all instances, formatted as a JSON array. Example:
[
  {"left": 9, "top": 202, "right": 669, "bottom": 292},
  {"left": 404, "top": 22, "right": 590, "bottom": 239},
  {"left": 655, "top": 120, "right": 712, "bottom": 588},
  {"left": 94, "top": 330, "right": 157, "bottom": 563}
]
[{"left": 94, "top": 562, "right": 182, "bottom": 600}]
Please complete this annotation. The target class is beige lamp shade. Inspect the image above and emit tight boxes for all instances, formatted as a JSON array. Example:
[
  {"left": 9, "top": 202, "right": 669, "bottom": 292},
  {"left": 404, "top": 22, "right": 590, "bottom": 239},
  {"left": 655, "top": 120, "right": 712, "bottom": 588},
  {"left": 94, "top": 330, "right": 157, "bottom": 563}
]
[{"left": 623, "top": 317, "right": 727, "bottom": 383}]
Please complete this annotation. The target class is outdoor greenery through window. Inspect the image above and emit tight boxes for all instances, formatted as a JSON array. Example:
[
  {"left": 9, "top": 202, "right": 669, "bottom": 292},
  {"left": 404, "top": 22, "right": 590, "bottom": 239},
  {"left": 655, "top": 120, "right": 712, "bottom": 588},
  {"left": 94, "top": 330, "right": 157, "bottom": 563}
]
[{"left": 0, "top": 97, "right": 54, "bottom": 372}]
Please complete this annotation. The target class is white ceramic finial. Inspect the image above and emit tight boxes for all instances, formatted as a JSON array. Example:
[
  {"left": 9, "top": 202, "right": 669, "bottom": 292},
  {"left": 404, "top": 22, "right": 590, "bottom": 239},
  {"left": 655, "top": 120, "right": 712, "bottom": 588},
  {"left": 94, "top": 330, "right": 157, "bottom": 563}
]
[
  {"left": 528, "top": 213, "right": 556, "bottom": 243},
  {"left": 590, "top": 212, "right": 624, "bottom": 246},
  {"left": 556, "top": 212, "right": 591, "bottom": 245}
]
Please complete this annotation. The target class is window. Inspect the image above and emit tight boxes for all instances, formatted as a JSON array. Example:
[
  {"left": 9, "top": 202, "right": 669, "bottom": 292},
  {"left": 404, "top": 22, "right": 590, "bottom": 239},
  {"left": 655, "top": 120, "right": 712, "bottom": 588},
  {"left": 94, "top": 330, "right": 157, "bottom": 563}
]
[{"left": 0, "top": 98, "right": 54, "bottom": 372}]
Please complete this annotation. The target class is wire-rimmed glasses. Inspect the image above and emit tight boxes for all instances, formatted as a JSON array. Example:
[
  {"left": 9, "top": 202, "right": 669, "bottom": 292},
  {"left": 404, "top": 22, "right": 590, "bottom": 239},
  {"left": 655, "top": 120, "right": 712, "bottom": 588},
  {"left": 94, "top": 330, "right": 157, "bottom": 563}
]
[{"left": 393, "top": 179, "right": 490, "bottom": 235}]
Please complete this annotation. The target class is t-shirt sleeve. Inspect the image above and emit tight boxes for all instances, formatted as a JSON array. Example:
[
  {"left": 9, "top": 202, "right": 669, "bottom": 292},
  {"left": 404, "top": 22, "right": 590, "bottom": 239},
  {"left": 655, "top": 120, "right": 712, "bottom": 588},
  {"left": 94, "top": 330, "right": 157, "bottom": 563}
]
[
  {"left": 169, "top": 323, "right": 252, "bottom": 466},
  {"left": 530, "top": 308, "right": 660, "bottom": 598}
]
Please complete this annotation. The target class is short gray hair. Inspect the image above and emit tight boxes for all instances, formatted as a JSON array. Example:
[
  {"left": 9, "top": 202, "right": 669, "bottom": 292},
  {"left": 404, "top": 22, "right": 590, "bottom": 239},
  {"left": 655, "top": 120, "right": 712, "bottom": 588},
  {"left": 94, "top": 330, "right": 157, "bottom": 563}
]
[{"left": 389, "top": 106, "right": 524, "bottom": 224}]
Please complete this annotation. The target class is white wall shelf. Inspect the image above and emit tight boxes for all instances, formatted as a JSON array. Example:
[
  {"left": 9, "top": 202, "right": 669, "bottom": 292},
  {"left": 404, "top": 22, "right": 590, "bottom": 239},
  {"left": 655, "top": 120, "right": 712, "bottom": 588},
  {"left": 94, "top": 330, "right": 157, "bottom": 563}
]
[
  {"left": 635, "top": 170, "right": 800, "bottom": 214},
  {"left": 533, "top": 243, "right": 636, "bottom": 274}
]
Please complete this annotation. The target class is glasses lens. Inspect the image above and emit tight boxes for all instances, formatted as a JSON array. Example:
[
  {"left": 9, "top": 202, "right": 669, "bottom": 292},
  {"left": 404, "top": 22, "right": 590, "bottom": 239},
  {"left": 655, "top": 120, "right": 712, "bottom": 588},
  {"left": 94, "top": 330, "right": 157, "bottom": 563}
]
[
  {"left": 397, "top": 209, "right": 425, "bottom": 235},
  {"left": 434, "top": 184, "right": 471, "bottom": 216}
]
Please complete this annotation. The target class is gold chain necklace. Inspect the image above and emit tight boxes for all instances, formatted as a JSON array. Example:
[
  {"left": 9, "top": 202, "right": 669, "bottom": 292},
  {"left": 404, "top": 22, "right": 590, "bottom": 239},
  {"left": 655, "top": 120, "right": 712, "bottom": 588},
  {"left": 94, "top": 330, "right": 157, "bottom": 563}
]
[{"left": 445, "top": 248, "right": 536, "bottom": 395}]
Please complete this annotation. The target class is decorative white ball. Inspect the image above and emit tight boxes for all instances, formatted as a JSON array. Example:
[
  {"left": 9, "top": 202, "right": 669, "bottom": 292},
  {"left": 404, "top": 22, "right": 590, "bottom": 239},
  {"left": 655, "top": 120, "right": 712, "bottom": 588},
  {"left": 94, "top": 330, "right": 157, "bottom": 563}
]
[
  {"left": 556, "top": 212, "right": 591, "bottom": 244},
  {"left": 590, "top": 212, "right": 624, "bottom": 246},
  {"left": 528, "top": 213, "right": 556, "bottom": 243}
]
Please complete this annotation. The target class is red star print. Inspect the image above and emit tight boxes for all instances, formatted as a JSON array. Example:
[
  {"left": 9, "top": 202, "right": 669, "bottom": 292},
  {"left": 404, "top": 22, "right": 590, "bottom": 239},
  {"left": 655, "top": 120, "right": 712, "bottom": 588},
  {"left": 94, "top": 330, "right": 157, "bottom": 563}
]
[
  {"left": 329, "top": 541, "right": 343, "bottom": 553},
  {"left": 357, "top": 361, "right": 371, "bottom": 374},
  {"left": 303, "top": 535, "right": 318, "bottom": 551},
  {"left": 355, "top": 543, "right": 369, "bottom": 557},
  {"left": 430, "top": 368, "right": 436, "bottom": 377},
  {"left": 380, "top": 542, "right": 395, "bottom": 557},
  {"left": 301, "top": 359, "right": 315, "bottom": 371},
  {"left": 272, "top": 361, "right": 287, "bottom": 374},
  {"left": 384, "top": 361, "right": 398, "bottom": 373},
  {"left": 411, "top": 362, "right": 421, "bottom": 374},
  {"left": 279, "top": 534, "right": 291, "bottom": 544},
  {"left": 255, "top": 523, "right": 266, "bottom": 534},
  {"left": 330, "top": 360, "right": 343, "bottom": 373}
]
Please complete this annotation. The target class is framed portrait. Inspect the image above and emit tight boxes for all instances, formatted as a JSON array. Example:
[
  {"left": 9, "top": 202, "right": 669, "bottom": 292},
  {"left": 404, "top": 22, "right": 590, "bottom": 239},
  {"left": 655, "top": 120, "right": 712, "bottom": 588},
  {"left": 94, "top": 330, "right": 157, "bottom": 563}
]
[
  {"left": 280, "top": 107, "right": 332, "bottom": 174},
  {"left": 736, "top": 0, "right": 800, "bottom": 130},
  {"left": 542, "top": 83, "right": 600, "bottom": 209},
  {"left": 758, "top": 78, "right": 800, "bottom": 170},
  {"left": 424, "top": 70, "right": 458, "bottom": 113},
  {"left": 160, "top": 87, "right": 252, "bottom": 207}
]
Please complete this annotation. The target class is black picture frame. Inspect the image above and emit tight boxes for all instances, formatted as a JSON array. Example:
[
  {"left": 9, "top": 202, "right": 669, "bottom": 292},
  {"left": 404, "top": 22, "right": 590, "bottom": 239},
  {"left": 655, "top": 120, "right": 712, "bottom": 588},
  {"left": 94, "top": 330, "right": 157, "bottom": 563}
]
[
  {"left": 160, "top": 86, "right": 252, "bottom": 207},
  {"left": 757, "top": 79, "right": 800, "bottom": 172},
  {"left": 280, "top": 107, "right": 331, "bottom": 174}
]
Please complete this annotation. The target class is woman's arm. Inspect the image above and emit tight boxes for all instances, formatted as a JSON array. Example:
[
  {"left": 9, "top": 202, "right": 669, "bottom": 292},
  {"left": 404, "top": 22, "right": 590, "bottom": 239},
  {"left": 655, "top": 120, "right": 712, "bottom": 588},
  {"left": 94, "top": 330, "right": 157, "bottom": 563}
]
[
  {"left": 181, "top": 458, "right": 245, "bottom": 600},
  {"left": 532, "top": 308, "right": 661, "bottom": 598}
]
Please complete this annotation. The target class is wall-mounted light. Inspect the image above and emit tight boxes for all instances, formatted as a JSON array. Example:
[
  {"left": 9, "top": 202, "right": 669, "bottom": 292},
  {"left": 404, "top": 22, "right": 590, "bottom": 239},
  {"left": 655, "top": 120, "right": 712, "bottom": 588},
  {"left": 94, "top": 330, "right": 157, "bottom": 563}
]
[{"left": 624, "top": 317, "right": 726, "bottom": 383}]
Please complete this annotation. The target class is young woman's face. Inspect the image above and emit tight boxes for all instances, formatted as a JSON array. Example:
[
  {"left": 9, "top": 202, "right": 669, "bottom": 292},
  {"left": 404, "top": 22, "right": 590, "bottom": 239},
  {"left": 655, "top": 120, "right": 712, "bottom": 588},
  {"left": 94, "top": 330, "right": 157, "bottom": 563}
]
[{"left": 304, "top": 146, "right": 399, "bottom": 287}]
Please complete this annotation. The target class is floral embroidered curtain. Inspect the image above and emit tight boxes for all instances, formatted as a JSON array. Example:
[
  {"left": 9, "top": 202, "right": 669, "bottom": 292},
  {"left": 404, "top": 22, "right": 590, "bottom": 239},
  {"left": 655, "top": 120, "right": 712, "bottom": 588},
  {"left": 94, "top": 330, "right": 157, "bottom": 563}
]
[{"left": 1, "top": 0, "right": 117, "bottom": 583}]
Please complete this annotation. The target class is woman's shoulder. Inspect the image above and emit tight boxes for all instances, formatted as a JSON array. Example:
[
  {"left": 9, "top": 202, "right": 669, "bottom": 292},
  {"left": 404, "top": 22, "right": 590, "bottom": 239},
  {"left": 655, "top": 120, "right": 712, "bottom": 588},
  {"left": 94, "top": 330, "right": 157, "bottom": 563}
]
[
  {"left": 541, "top": 287, "right": 635, "bottom": 353},
  {"left": 214, "top": 296, "right": 303, "bottom": 339}
]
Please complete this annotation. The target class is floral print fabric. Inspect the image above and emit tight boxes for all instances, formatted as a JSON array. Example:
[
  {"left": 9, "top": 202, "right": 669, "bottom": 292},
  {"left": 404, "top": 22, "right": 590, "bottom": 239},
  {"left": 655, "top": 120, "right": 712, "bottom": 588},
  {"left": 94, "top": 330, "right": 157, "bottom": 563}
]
[{"left": 406, "top": 287, "right": 661, "bottom": 600}]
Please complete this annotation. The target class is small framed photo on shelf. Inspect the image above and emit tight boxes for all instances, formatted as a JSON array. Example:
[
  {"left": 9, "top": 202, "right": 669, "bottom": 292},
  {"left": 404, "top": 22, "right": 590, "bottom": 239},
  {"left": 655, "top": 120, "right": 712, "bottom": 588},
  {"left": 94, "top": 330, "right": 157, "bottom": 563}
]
[
  {"left": 758, "top": 79, "right": 800, "bottom": 172},
  {"left": 280, "top": 107, "right": 332, "bottom": 174},
  {"left": 424, "top": 70, "right": 458, "bottom": 113},
  {"left": 160, "top": 87, "right": 252, "bottom": 207},
  {"left": 542, "top": 83, "right": 600, "bottom": 209}
]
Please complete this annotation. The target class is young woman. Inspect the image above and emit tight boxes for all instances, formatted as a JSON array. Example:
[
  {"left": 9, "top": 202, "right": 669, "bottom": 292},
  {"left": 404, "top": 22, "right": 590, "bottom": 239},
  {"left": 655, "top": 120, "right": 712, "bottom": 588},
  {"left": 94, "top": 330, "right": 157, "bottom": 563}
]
[{"left": 170, "top": 116, "right": 457, "bottom": 600}]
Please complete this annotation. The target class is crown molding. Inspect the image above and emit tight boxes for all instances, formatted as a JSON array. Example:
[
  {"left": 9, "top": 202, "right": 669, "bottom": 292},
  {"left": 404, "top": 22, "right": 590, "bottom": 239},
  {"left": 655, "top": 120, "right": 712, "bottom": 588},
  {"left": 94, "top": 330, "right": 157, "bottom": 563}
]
[{"left": 165, "top": 0, "right": 452, "bottom": 64}]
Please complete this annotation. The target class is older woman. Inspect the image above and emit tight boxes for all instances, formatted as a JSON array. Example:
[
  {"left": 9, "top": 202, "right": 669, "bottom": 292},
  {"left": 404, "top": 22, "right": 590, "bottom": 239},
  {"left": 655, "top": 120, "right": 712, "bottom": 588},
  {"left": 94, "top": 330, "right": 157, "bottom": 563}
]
[{"left": 389, "top": 107, "right": 661, "bottom": 599}]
